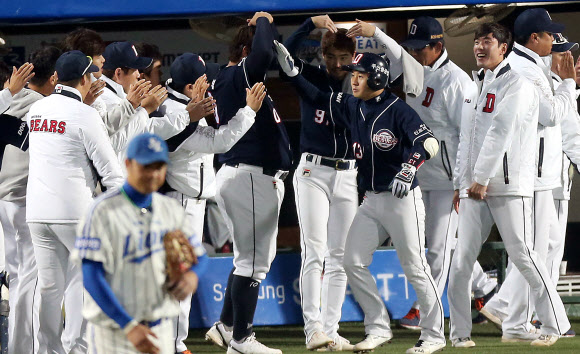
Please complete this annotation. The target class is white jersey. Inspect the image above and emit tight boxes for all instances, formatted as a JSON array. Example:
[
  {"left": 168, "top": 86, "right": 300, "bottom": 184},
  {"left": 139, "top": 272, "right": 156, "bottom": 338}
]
[
  {"left": 508, "top": 44, "right": 576, "bottom": 191},
  {"left": 454, "top": 59, "right": 538, "bottom": 198},
  {"left": 73, "top": 188, "right": 201, "bottom": 328},
  {"left": 0, "top": 88, "right": 12, "bottom": 113},
  {"left": 26, "top": 85, "right": 124, "bottom": 223},
  {"left": 90, "top": 74, "right": 136, "bottom": 136},
  {"left": 405, "top": 50, "right": 478, "bottom": 191},
  {"left": 99, "top": 75, "right": 191, "bottom": 170},
  {"left": 552, "top": 73, "right": 580, "bottom": 200},
  {"left": 158, "top": 87, "right": 256, "bottom": 199}
]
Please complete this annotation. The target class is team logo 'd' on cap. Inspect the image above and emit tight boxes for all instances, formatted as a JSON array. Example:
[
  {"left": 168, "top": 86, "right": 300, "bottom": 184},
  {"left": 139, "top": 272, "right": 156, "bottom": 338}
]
[{"left": 373, "top": 129, "right": 398, "bottom": 151}]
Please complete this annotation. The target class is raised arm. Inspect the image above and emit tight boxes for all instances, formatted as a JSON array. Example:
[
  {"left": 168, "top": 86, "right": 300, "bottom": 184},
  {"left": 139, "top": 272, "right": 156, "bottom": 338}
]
[{"left": 244, "top": 13, "right": 276, "bottom": 84}]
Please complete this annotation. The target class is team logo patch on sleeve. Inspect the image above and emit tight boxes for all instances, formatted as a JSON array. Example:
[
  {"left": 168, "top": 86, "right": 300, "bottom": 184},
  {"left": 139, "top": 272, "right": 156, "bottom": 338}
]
[{"left": 372, "top": 129, "right": 398, "bottom": 151}]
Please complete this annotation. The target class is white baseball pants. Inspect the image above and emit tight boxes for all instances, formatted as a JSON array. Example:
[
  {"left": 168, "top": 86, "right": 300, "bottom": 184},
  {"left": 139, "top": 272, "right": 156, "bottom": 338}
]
[
  {"left": 28, "top": 222, "right": 87, "bottom": 354},
  {"left": 343, "top": 188, "right": 445, "bottom": 343},
  {"left": 411, "top": 191, "right": 496, "bottom": 310},
  {"left": 88, "top": 318, "right": 174, "bottom": 354},
  {"left": 205, "top": 195, "right": 231, "bottom": 250},
  {"left": 166, "top": 191, "right": 206, "bottom": 353},
  {"left": 448, "top": 196, "right": 570, "bottom": 340},
  {"left": 293, "top": 154, "right": 358, "bottom": 340},
  {"left": 216, "top": 164, "right": 284, "bottom": 281},
  {"left": 0, "top": 201, "right": 40, "bottom": 354},
  {"left": 548, "top": 198, "right": 568, "bottom": 283}
]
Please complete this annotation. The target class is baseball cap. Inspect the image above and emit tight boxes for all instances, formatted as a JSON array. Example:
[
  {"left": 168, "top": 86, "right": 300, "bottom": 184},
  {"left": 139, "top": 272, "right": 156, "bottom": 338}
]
[
  {"left": 401, "top": 16, "right": 444, "bottom": 50},
  {"left": 552, "top": 33, "right": 579, "bottom": 52},
  {"left": 126, "top": 133, "right": 169, "bottom": 165},
  {"left": 170, "top": 53, "right": 220, "bottom": 87},
  {"left": 102, "top": 42, "right": 153, "bottom": 70},
  {"left": 514, "top": 8, "right": 565, "bottom": 39},
  {"left": 55, "top": 50, "right": 99, "bottom": 82}
]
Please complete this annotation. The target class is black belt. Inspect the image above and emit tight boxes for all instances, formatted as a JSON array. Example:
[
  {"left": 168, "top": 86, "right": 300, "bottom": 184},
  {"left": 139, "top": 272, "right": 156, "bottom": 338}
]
[
  {"left": 306, "top": 154, "right": 356, "bottom": 171},
  {"left": 226, "top": 163, "right": 289, "bottom": 181}
]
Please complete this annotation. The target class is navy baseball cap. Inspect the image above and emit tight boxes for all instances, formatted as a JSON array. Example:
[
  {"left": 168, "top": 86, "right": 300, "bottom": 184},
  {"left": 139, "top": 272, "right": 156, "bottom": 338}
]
[
  {"left": 102, "top": 42, "right": 153, "bottom": 70},
  {"left": 552, "top": 33, "right": 578, "bottom": 52},
  {"left": 170, "top": 53, "right": 220, "bottom": 86},
  {"left": 126, "top": 133, "right": 169, "bottom": 165},
  {"left": 514, "top": 8, "right": 565, "bottom": 39},
  {"left": 55, "top": 50, "right": 99, "bottom": 81},
  {"left": 401, "top": 16, "right": 444, "bottom": 50}
]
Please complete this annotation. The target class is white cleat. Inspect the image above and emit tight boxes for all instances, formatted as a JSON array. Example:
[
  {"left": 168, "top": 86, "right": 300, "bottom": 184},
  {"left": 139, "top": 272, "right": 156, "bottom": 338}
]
[
  {"left": 205, "top": 321, "right": 233, "bottom": 350},
  {"left": 406, "top": 340, "right": 445, "bottom": 354},
  {"left": 227, "top": 333, "right": 283, "bottom": 354},
  {"left": 501, "top": 327, "right": 541, "bottom": 343},
  {"left": 317, "top": 335, "right": 355, "bottom": 352},
  {"left": 452, "top": 337, "right": 476, "bottom": 348},
  {"left": 306, "top": 331, "right": 333, "bottom": 351},
  {"left": 479, "top": 306, "right": 503, "bottom": 329},
  {"left": 353, "top": 333, "right": 392, "bottom": 353},
  {"left": 531, "top": 334, "right": 559, "bottom": 347}
]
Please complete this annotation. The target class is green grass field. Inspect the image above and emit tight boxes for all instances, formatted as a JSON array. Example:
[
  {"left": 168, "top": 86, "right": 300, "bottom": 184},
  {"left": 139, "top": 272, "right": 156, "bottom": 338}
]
[{"left": 185, "top": 318, "right": 580, "bottom": 353}]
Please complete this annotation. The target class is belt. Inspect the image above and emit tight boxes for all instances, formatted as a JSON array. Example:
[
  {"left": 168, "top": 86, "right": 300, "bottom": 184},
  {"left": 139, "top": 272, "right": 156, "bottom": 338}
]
[
  {"left": 306, "top": 154, "right": 356, "bottom": 171},
  {"left": 226, "top": 163, "right": 289, "bottom": 181},
  {"left": 140, "top": 318, "right": 164, "bottom": 328}
]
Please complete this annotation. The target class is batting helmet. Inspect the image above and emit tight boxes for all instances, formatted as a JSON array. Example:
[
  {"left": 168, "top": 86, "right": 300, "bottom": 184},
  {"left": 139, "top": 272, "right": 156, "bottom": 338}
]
[{"left": 342, "top": 53, "right": 390, "bottom": 91}]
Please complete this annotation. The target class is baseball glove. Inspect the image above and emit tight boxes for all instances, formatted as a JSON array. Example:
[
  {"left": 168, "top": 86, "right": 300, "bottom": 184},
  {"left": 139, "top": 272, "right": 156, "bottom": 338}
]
[{"left": 164, "top": 230, "right": 197, "bottom": 286}]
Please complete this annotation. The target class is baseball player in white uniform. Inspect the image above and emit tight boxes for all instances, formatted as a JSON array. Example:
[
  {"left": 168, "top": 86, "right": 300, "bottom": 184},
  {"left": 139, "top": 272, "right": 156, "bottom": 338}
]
[
  {"left": 158, "top": 53, "right": 262, "bottom": 354},
  {"left": 73, "top": 133, "right": 201, "bottom": 354},
  {"left": 0, "top": 46, "right": 60, "bottom": 354},
  {"left": 347, "top": 18, "right": 498, "bottom": 329},
  {"left": 448, "top": 22, "right": 569, "bottom": 348},
  {"left": 26, "top": 51, "right": 124, "bottom": 353},
  {"left": 481, "top": 32, "right": 580, "bottom": 338},
  {"left": 478, "top": 9, "right": 576, "bottom": 341}
]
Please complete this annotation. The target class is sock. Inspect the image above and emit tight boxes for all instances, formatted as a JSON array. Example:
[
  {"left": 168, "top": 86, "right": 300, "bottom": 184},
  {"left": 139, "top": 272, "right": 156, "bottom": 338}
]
[
  {"left": 219, "top": 268, "right": 235, "bottom": 327},
  {"left": 231, "top": 275, "right": 260, "bottom": 341}
]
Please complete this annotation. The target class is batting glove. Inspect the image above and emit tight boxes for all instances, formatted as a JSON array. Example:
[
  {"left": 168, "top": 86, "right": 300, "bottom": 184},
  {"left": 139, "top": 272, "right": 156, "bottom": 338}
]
[
  {"left": 273, "top": 40, "right": 299, "bottom": 77},
  {"left": 389, "top": 163, "right": 416, "bottom": 199}
]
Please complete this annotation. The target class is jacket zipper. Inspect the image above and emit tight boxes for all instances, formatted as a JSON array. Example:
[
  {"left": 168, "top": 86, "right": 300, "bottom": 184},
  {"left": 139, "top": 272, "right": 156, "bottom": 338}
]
[
  {"left": 538, "top": 137, "right": 544, "bottom": 178},
  {"left": 440, "top": 140, "right": 452, "bottom": 181},
  {"left": 196, "top": 162, "right": 204, "bottom": 199},
  {"left": 503, "top": 153, "right": 509, "bottom": 184}
]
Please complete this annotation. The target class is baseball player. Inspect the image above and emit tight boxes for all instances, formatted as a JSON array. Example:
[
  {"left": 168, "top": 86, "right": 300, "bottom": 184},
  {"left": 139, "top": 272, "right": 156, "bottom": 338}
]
[
  {"left": 448, "top": 22, "right": 569, "bottom": 348},
  {"left": 347, "top": 17, "right": 498, "bottom": 330},
  {"left": 479, "top": 9, "right": 576, "bottom": 342},
  {"left": 482, "top": 33, "right": 580, "bottom": 338},
  {"left": 159, "top": 53, "right": 264, "bottom": 354},
  {"left": 73, "top": 133, "right": 201, "bottom": 354},
  {"left": 283, "top": 15, "right": 357, "bottom": 351},
  {"left": 204, "top": 12, "right": 291, "bottom": 354},
  {"left": 26, "top": 50, "right": 125, "bottom": 353},
  {"left": 0, "top": 46, "right": 60, "bottom": 354},
  {"left": 277, "top": 43, "right": 445, "bottom": 354},
  {"left": 64, "top": 29, "right": 142, "bottom": 136},
  {"left": 0, "top": 62, "right": 34, "bottom": 114}
]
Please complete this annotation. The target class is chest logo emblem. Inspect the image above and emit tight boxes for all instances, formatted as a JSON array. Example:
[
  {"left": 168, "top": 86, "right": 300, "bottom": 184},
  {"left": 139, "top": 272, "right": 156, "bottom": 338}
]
[{"left": 373, "top": 129, "right": 398, "bottom": 151}]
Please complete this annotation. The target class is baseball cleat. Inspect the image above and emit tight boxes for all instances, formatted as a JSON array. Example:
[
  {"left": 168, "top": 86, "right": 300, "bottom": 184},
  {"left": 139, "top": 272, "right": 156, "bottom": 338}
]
[
  {"left": 206, "top": 321, "right": 233, "bottom": 350},
  {"left": 317, "top": 335, "right": 354, "bottom": 352},
  {"left": 530, "top": 334, "right": 559, "bottom": 347},
  {"left": 479, "top": 306, "right": 503, "bottom": 330},
  {"left": 306, "top": 331, "right": 333, "bottom": 350},
  {"left": 562, "top": 328, "right": 576, "bottom": 338},
  {"left": 399, "top": 308, "right": 421, "bottom": 330},
  {"left": 227, "top": 333, "right": 282, "bottom": 354},
  {"left": 406, "top": 339, "right": 445, "bottom": 353},
  {"left": 452, "top": 337, "right": 476, "bottom": 348},
  {"left": 501, "top": 327, "right": 541, "bottom": 342},
  {"left": 353, "top": 333, "right": 392, "bottom": 353}
]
